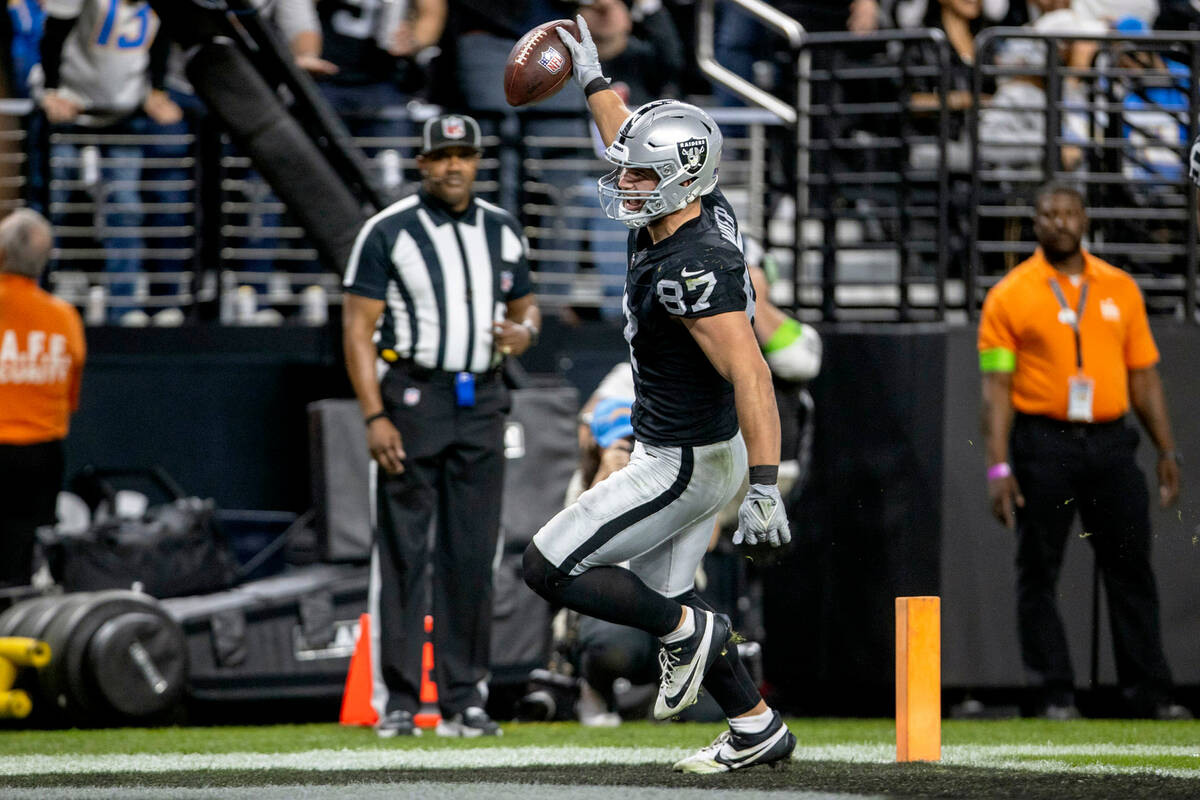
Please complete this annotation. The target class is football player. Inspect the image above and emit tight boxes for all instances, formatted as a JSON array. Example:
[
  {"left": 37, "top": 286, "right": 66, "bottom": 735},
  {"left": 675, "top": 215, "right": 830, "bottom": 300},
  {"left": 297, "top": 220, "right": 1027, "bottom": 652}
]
[{"left": 522, "top": 16, "right": 796, "bottom": 773}]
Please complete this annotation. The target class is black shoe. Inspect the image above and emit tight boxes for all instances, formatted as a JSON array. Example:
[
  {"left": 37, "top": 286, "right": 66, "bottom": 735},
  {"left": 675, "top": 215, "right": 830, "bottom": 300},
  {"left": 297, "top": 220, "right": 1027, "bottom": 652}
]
[
  {"left": 436, "top": 706, "right": 502, "bottom": 737},
  {"left": 376, "top": 709, "right": 421, "bottom": 738},
  {"left": 673, "top": 709, "right": 795, "bottom": 773}
]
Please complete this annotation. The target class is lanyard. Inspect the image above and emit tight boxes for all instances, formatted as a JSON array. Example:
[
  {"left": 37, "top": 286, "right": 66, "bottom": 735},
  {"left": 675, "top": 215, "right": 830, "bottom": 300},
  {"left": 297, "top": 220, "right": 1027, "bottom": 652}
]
[{"left": 1048, "top": 278, "right": 1088, "bottom": 370}]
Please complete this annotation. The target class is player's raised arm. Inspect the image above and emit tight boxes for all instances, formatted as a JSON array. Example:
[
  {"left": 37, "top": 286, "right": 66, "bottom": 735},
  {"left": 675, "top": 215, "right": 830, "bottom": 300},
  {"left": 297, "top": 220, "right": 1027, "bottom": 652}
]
[{"left": 556, "top": 16, "right": 629, "bottom": 147}]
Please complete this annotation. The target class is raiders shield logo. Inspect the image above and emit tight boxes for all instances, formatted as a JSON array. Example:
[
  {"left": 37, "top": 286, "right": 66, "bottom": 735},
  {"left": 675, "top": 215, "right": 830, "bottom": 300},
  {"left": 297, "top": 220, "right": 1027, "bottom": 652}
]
[{"left": 677, "top": 137, "right": 708, "bottom": 175}]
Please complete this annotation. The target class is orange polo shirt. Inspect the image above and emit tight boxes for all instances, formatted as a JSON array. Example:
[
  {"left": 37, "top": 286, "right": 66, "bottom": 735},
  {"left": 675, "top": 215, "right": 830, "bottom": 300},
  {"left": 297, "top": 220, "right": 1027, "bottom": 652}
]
[
  {"left": 978, "top": 249, "right": 1158, "bottom": 422},
  {"left": 0, "top": 274, "right": 86, "bottom": 444}
]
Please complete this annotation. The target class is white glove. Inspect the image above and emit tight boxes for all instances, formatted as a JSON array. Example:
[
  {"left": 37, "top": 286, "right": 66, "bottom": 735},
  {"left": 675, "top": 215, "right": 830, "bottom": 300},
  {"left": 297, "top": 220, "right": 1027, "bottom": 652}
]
[
  {"left": 733, "top": 483, "right": 791, "bottom": 548},
  {"left": 556, "top": 15, "right": 606, "bottom": 91}
]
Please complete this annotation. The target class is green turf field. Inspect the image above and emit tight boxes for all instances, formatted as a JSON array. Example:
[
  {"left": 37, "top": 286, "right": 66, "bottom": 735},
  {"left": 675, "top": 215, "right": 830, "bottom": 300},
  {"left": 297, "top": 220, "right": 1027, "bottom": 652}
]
[{"left": 1, "top": 718, "right": 1197, "bottom": 798}]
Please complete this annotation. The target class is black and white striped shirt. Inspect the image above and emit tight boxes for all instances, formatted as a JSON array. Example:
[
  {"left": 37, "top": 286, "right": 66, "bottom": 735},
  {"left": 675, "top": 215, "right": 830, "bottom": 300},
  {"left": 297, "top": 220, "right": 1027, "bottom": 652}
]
[{"left": 343, "top": 190, "right": 533, "bottom": 374}]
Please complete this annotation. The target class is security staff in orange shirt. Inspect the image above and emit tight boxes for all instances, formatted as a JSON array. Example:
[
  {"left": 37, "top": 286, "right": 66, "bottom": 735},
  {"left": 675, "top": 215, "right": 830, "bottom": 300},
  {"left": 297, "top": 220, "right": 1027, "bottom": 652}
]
[
  {"left": 978, "top": 183, "right": 1188, "bottom": 720},
  {"left": 0, "top": 209, "right": 85, "bottom": 588}
]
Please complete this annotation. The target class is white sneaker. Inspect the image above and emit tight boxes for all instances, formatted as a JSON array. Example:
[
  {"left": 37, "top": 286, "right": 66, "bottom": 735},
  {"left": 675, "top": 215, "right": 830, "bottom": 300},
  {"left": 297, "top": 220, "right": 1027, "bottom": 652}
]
[
  {"left": 577, "top": 680, "right": 621, "bottom": 727},
  {"left": 152, "top": 308, "right": 185, "bottom": 327},
  {"left": 653, "top": 608, "right": 729, "bottom": 720},
  {"left": 435, "top": 706, "right": 502, "bottom": 737},
  {"left": 673, "top": 710, "right": 796, "bottom": 773},
  {"left": 118, "top": 310, "right": 150, "bottom": 327}
]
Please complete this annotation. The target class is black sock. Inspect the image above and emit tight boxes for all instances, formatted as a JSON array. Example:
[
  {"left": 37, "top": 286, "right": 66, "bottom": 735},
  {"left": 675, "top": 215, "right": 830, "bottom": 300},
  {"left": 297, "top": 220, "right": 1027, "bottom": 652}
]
[{"left": 524, "top": 545, "right": 680, "bottom": 637}]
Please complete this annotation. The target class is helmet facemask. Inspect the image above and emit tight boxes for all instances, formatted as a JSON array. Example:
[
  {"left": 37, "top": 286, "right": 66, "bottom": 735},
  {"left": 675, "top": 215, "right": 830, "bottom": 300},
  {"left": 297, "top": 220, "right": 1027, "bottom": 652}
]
[{"left": 596, "top": 101, "right": 722, "bottom": 230}]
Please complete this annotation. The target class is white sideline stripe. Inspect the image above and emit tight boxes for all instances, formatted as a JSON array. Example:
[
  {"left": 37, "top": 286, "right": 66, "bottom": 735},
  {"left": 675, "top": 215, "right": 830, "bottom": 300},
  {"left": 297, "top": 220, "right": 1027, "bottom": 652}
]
[
  {"left": 1, "top": 744, "right": 1197, "bottom": 779},
  {"left": 3, "top": 783, "right": 877, "bottom": 800}
]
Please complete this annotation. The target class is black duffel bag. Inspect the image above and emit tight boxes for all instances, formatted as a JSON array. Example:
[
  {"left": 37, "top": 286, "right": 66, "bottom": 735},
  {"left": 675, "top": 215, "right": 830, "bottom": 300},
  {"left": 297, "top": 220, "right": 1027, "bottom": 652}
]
[{"left": 45, "top": 467, "right": 239, "bottom": 598}]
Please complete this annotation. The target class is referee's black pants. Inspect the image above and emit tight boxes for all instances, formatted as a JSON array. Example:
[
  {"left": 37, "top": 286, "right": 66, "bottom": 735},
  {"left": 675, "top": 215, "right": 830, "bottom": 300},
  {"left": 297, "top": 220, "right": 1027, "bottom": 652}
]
[
  {"left": 0, "top": 440, "right": 64, "bottom": 588},
  {"left": 1011, "top": 413, "right": 1173, "bottom": 710},
  {"left": 371, "top": 364, "right": 508, "bottom": 717}
]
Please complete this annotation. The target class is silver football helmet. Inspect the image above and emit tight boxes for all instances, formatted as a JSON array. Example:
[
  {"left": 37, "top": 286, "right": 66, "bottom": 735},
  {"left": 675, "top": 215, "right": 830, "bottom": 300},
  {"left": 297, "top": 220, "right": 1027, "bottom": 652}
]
[{"left": 598, "top": 100, "right": 723, "bottom": 229}]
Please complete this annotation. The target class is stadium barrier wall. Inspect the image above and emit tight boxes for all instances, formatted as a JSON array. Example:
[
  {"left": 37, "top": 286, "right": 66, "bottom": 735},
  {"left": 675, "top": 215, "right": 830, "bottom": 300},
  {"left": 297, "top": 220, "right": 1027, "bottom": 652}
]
[{"left": 65, "top": 322, "right": 1200, "bottom": 705}]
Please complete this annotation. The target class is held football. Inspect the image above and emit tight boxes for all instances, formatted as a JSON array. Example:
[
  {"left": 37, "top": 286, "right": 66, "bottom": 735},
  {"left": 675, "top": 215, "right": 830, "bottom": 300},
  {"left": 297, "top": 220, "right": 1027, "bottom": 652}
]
[{"left": 504, "top": 19, "right": 580, "bottom": 108}]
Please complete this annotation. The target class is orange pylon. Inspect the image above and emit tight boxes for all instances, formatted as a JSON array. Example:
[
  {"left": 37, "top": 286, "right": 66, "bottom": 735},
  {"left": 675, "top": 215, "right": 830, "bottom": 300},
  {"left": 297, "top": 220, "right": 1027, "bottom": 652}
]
[
  {"left": 413, "top": 614, "right": 441, "bottom": 729},
  {"left": 339, "top": 613, "right": 379, "bottom": 726}
]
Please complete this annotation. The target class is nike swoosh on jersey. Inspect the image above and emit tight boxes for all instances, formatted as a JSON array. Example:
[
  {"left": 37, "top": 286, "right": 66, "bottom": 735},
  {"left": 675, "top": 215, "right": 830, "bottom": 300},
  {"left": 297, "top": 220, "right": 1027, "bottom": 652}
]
[{"left": 680, "top": 267, "right": 708, "bottom": 277}]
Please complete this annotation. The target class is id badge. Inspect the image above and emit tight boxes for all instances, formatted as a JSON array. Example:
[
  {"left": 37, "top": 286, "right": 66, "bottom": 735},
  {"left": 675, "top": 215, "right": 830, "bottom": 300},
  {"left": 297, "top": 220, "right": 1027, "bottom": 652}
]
[
  {"left": 1067, "top": 374, "right": 1094, "bottom": 422},
  {"left": 455, "top": 372, "right": 476, "bottom": 408}
]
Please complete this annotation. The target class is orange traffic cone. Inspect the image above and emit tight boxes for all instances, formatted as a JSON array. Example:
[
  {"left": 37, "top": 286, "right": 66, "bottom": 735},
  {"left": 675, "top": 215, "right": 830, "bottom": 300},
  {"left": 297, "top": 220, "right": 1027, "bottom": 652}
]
[
  {"left": 413, "top": 614, "right": 441, "bottom": 729},
  {"left": 340, "top": 613, "right": 379, "bottom": 726}
]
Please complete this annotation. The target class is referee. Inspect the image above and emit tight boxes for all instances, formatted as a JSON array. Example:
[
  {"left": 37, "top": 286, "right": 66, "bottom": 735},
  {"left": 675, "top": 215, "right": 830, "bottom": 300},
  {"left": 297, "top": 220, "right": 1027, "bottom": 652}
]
[{"left": 342, "top": 114, "right": 541, "bottom": 737}]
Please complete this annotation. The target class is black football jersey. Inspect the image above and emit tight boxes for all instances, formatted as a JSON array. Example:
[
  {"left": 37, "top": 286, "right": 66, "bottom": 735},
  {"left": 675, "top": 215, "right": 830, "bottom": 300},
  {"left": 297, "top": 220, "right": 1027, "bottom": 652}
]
[{"left": 622, "top": 189, "right": 754, "bottom": 446}]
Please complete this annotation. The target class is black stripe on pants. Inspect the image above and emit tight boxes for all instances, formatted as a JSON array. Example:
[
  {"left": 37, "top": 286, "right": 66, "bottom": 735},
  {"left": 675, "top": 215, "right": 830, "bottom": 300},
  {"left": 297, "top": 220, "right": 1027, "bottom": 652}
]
[{"left": 1011, "top": 413, "right": 1173, "bottom": 707}]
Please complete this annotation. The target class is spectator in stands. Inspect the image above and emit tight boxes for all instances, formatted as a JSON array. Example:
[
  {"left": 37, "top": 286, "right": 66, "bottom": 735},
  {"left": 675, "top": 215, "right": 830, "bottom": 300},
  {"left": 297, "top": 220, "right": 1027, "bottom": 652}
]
[
  {"left": 1111, "top": 17, "right": 1190, "bottom": 189},
  {"left": 581, "top": 0, "right": 684, "bottom": 107},
  {"left": 450, "top": 1, "right": 589, "bottom": 215},
  {"left": 904, "top": 0, "right": 988, "bottom": 117},
  {"left": 269, "top": 0, "right": 338, "bottom": 78},
  {"left": 978, "top": 10, "right": 1107, "bottom": 172},
  {"left": 716, "top": 0, "right": 883, "bottom": 113},
  {"left": 0, "top": 209, "right": 85, "bottom": 588},
  {"left": 32, "top": 0, "right": 182, "bottom": 325},
  {"left": 4, "top": 0, "right": 44, "bottom": 98},
  {"left": 978, "top": 182, "right": 1190, "bottom": 720},
  {"left": 776, "top": 0, "right": 882, "bottom": 33},
  {"left": 1073, "top": 0, "right": 1158, "bottom": 26},
  {"left": 317, "top": 0, "right": 447, "bottom": 138},
  {"left": 188, "top": 0, "right": 338, "bottom": 315},
  {"left": 897, "top": 0, "right": 1068, "bottom": 28},
  {"left": 713, "top": 0, "right": 884, "bottom": 219}
]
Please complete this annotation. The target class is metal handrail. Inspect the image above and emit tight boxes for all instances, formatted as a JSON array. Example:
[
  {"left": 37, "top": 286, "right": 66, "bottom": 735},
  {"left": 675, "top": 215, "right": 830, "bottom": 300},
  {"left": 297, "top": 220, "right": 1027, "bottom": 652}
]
[{"left": 695, "top": 0, "right": 803, "bottom": 124}]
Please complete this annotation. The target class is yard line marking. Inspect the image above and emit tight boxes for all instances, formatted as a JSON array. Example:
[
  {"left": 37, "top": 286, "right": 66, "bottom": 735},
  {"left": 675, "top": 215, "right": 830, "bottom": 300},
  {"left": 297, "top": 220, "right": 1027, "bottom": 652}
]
[{"left": 0, "top": 744, "right": 1196, "bottom": 779}]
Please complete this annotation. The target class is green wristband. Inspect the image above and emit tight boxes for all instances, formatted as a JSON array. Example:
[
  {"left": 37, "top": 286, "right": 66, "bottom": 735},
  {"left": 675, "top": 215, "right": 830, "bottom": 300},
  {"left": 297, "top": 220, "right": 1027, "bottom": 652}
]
[{"left": 762, "top": 317, "right": 803, "bottom": 355}]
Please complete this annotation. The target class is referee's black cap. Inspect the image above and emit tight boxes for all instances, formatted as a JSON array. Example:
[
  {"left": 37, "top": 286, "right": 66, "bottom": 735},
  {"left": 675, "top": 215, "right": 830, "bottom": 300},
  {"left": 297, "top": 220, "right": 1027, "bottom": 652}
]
[{"left": 420, "top": 114, "right": 482, "bottom": 155}]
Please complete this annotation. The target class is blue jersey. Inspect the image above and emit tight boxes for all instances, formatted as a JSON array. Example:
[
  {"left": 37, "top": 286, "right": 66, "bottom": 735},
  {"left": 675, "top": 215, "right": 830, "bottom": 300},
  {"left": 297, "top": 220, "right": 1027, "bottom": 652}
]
[{"left": 622, "top": 189, "right": 754, "bottom": 446}]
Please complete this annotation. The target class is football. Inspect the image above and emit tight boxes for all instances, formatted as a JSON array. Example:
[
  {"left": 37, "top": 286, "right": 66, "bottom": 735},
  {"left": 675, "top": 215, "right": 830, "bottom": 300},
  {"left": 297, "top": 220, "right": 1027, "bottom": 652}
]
[{"left": 504, "top": 19, "right": 580, "bottom": 108}]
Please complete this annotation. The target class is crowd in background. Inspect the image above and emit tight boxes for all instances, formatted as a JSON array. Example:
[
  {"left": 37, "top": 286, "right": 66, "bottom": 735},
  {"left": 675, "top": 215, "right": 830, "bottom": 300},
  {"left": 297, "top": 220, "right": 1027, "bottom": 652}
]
[{"left": 0, "top": 0, "right": 1199, "bottom": 324}]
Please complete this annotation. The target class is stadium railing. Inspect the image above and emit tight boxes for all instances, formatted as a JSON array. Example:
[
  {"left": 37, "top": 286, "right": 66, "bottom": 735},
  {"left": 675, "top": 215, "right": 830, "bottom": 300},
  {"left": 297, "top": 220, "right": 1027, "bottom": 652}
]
[
  {"left": 3, "top": 100, "right": 782, "bottom": 324},
  {"left": 783, "top": 29, "right": 954, "bottom": 322},
  {"left": 6, "top": 26, "right": 1200, "bottom": 325},
  {"left": 968, "top": 28, "right": 1200, "bottom": 323}
]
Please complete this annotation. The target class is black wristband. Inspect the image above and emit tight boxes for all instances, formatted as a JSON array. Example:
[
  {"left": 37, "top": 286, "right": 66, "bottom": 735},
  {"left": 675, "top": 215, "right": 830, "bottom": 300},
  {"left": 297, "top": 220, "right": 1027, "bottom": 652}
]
[
  {"left": 364, "top": 411, "right": 388, "bottom": 426},
  {"left": 748, "top": 465, "right": 778, "bottom": 485},
  {"left": 584, "top": 77, "right": 611, "bottom": 97}
]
